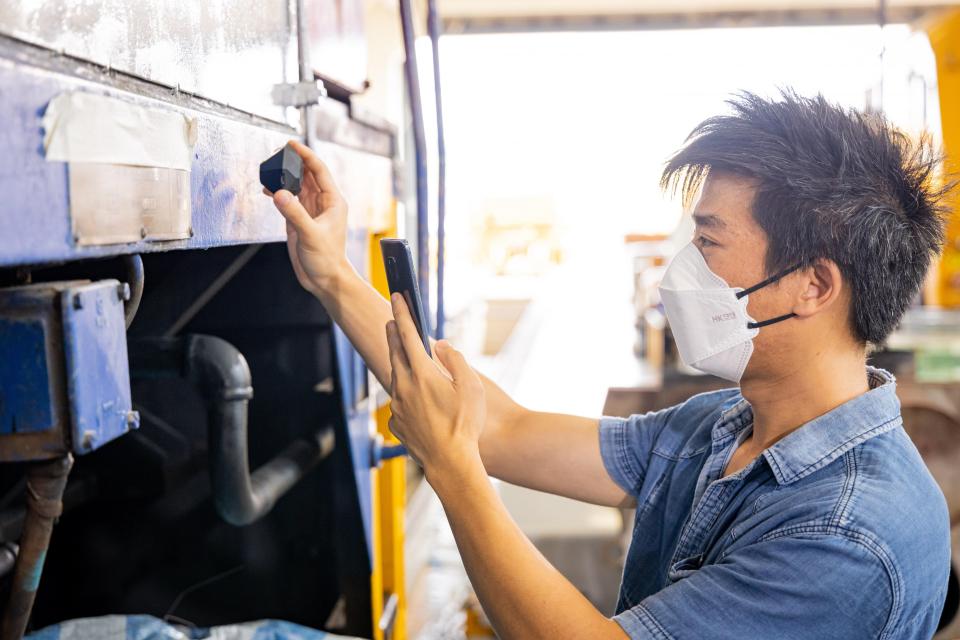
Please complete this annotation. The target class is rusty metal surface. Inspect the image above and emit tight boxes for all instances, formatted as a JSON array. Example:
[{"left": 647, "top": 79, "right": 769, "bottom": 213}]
[
  {"left": 0, "top": 0, "right": 299, "bottom": 123},
  {"left": 0, "top": 454, "right": 73, "bottom": 640},
  {"left": 0, "top": 283, "right": 75, "bottom": 463}
]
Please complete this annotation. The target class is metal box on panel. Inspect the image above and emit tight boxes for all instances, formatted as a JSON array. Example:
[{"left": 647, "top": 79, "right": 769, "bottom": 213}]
[
  {"left": 0, "top": 280, "right": 139, "bottom": 462},
  {"left": 61, "top": 280, "right": 140, "bottom": 453}
]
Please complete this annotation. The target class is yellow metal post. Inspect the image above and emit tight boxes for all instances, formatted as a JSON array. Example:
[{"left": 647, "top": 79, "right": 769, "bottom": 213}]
[
  {"left": 369, "top": 207, "right": 407, "bottom": 640},
  {"left": 928, "top": 9, "right": 960, "bottom": 306}
]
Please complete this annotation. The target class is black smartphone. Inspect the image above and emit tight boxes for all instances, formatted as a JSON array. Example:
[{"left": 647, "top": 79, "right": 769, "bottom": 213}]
[{"left": 380, "top": 238, "right": 432, "bottom": 357}]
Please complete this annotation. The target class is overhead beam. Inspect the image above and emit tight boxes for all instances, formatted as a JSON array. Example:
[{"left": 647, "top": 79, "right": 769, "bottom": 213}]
[{"left": 443, "top": 6, "right": 956, "bottom": 34}]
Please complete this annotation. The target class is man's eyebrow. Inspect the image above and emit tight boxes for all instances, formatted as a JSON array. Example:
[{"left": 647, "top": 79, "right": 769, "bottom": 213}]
[{"left": 692, "top": 213, "right": 727, "bottom": 230}]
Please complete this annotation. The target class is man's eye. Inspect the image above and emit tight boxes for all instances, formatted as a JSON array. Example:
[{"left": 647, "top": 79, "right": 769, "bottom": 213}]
[{"left": 696, "top": 235, "right": 717, "bottom": 248}]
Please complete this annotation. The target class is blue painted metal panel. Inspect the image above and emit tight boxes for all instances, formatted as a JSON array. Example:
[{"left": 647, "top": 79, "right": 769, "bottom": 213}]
[
  {"left": 331, "top": 224, "right": 376, "bottom": 561},
  {"left": 333, "top": 325, "right": 374, "bottom": 561},
  {"left": 0, "top": 52, "right": 389, "bottom": 269},
  {"left": 351, "top": 409, "right": 374, "bottom": 560},
  {"left": 0, "top": 56, "right": 294, "bottom": 268},
  {"left": 0, "top": 319, "right": 53, "bottom": 434},
  {"left": 60, "top": 281, "right": 139, "bottom": 453}
]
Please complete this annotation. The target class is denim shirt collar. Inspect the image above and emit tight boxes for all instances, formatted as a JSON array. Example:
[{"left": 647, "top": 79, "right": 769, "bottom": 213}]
[{"left": 715, "top": 367, "right": 902, "bottom": 486}]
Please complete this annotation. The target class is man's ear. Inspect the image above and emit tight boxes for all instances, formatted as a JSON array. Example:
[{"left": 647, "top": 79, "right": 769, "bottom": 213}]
[{"left": 792, "top": 259, "right": 843, "bottom": 319}]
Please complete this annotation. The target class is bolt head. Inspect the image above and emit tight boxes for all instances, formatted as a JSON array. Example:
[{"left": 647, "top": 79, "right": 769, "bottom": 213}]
[{"left": 125, "top": 410, "right": 140, "bottom": 430}]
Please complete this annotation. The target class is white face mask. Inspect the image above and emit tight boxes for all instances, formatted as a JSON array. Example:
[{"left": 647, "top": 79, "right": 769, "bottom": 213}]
[{"left": 658, "top": 243, "right": 798, "bottom": 383}]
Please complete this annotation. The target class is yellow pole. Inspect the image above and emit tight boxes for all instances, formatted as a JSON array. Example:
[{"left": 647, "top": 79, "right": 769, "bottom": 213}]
[
  {"left": 928, "top": 9, "right": 960, "bottom": 306},
  {"left": 369, "top": 205, "right": 407, "bottom": 640}
]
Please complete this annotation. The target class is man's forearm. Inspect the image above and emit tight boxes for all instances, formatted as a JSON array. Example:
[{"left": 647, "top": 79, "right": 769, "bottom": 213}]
[
  {"left": 317, "top": 266, "right": 524, "bottom": 440},
  {"left": 315, "top": 263, "right": 395, "bottom": 392},
  {"left": 314, "top": 265, "right": 524, "bottom": 439},
  {"left": 316, "top": 267, "right": 629, "bottom": 506},
  {"left": 429, "top": 456, "right": 628, "bottom": 640}
]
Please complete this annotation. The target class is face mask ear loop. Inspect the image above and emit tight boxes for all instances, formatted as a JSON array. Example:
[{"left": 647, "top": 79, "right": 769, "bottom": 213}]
[
  {"left": 746, "top": 313, "right": 797, "bottom": 330},
  {"left": 734, "top": 264, "right": 802, "bottom": 300},
  {"left": 736, "top": 263, "right": 802, "bottom": 330}
]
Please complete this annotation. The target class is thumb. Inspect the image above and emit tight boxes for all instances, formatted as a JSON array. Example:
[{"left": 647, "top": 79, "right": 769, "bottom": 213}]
[
  {"left": 435, "top": 340, "right": 473, "bottom": 384},
  {"left": 273, "top": 190, "right": 313, "bottom": 235}
]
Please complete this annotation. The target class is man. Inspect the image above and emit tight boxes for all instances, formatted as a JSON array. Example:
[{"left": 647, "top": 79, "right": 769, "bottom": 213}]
[{"left": 267, "top": 91, "right": 952, "bottom": 639}]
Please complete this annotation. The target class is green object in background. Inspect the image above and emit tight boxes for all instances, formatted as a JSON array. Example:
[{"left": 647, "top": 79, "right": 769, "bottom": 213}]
[{"left": 915, "top": 349, "right": 960, "bottom": 382}]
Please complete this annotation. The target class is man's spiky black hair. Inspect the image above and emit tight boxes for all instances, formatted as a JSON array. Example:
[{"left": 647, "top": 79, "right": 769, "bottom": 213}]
[{"left": 662, "top": 89, "right": 953, "bottom": 345}]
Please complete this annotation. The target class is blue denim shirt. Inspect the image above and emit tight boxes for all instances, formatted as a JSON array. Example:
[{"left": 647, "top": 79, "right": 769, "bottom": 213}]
[{"left": 599, "top": 368, "right": 950, "bottom": 639}]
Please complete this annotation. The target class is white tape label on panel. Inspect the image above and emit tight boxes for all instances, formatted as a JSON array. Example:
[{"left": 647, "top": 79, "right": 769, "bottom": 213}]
[
  {"left": 41, "top": 91, "right": 197, "bottom": 246},
  {"left": 42, "top": 91, "right": 198, "bottom": 171}
]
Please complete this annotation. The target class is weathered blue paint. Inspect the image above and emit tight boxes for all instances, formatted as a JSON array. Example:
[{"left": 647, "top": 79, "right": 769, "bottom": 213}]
[
  {"left": 0, "top": 319, "right": 53, "bottom": 434},
  {"left": 23, "top": 548, "right": 46, "bottom": 592},
  {"left": 331, "top": 226, "right": 376, "bottom": 560},
  {"left": 60, "top": 281, "right": 138, "bottom": 453},
  {"left": 0, "top": 37, "right": 394, "bottom": 566},
  {"left": 333, "top": 325, "right": 374, "bottom": 562},
  {"left": 0, "top": 57, "right": 293, "bottom": 268},
  {"left": 0, "top": 282, "right": 72, "bottom": 461}
]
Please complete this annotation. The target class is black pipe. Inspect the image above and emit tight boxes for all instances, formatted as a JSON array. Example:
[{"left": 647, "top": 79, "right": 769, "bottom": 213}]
[
  {"left": 427, "top": 0, "right": 447, "bottom": 339},
  {"left": 130, "top": 335, "right": 336, "bottom": 526},
  {"left": 123, "top": 254, "right": 144, "bottom": 330},
  {"left": 398, "top": 0, "right": 431, "bottom": 331},
  {"left": 184, "top": 335, "right": 335, "bottom": 526},
  {"left": 1, "top": 455, "right": 73, "bottom": 640}
]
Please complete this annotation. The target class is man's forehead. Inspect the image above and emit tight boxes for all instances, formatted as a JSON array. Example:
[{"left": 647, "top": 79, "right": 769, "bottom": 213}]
[{"left": 691, "top": 174, "right": 758, "bottom": 234}]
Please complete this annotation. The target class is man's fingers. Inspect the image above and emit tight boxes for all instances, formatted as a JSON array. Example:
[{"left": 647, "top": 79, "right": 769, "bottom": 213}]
[
  {"left": 273, "top": 190, "right": 314, "bottom": 235},
  {"left": 287, "top": 139, "right": 342, "bottom": 199},
  {"left": 435, "top": 340, "right": 476, "bottom": 386},
  {"left": 390, "top": 293, "right": 431, "bottom": 370},
  {"left": 386, "top": 320, "right": 411, "bottom": 378}
]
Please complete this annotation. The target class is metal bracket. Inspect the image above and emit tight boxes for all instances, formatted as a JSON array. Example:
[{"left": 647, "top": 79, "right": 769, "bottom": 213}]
[
  {"left": 370, "top": 433, "right": 407, "bottom": 468},
  {"left": 271, "top": 80, "right": 328, "bottom": 108},
  {"left": 378, "top": 592, "right": 399, "bottom": 639}
]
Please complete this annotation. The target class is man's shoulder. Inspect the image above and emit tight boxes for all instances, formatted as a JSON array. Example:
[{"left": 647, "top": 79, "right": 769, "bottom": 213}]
[
  {"left": 771, "top": 425, "right": 948, "bottom": 540},
  {"left": 773, "top": 428, "right": 952, "bottom": 634},
  {"left": 845, "top": 427, "right": 950, "bottom": 564}
]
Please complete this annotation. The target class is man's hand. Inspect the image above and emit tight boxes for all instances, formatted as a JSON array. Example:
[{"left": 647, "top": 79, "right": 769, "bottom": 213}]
[
  {"left": 386, "top": 292, "right": 486, "bottom": 481},
  {"left": 262, "top": 140, "right": 628, "bottom": 510},
  {"left": 264, "top": 139, "right": 353, "bottom": 295}
]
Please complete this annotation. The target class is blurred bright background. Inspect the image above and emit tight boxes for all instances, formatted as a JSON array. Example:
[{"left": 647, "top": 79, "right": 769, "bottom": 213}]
[{"left": 433, "top": 23, "right": 938, "bottom": 411}]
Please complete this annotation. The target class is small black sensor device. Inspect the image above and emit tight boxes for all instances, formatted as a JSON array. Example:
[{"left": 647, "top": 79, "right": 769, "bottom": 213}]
[{"left": 260, "top": 143, "right": 304, "bottom": 195}]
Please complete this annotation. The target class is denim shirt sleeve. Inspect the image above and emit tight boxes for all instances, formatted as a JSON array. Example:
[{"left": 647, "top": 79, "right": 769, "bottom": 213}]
[
  {"left": 614, "top": 532, "right": 896, "bottom": 640},
  {"left": 598, "top": 407, "right": 676, "bottom": 497}
]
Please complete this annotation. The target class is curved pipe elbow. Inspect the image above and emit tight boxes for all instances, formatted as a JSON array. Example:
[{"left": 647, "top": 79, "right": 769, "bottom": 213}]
[{"left": 184, "top": 334, "right": 333, "bottom": 526}]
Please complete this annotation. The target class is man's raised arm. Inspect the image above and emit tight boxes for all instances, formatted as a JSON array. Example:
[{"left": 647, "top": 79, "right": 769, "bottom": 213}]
[{"left": 266, "top": 140, "right": 631, "bottom": 508}]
